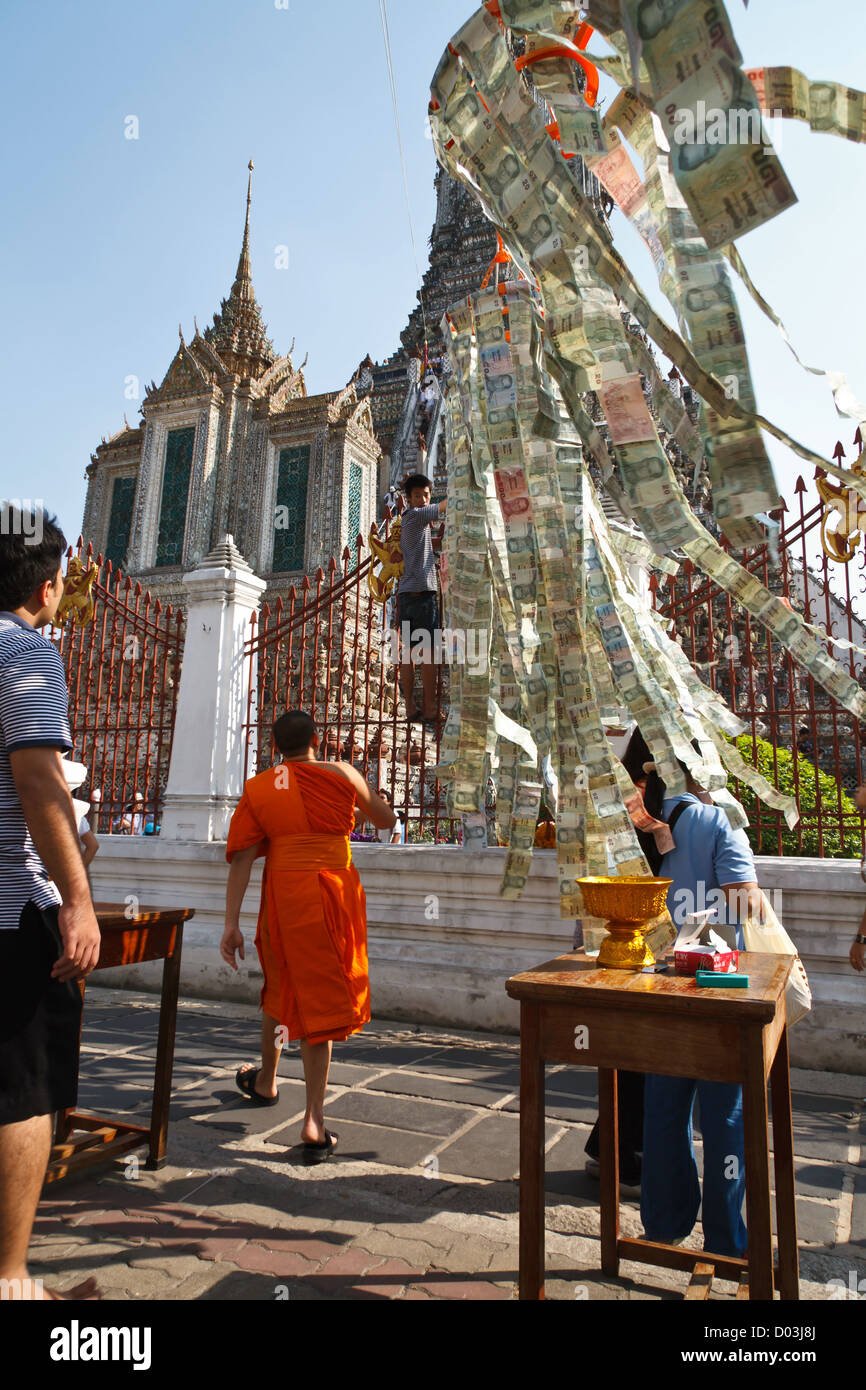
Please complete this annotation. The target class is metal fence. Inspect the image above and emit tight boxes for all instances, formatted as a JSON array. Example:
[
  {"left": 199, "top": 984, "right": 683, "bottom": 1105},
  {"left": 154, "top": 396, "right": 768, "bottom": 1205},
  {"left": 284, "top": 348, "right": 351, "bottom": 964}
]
[
  {"left": 242, "top": 512, "right": 458, "bottom": 842},
  {"left": 652, "top": 475, "right": 866, "bottom": 857},
  {"left": 243, "top": 474, "right": 866, "bottom": 855},
  {"left": 48, "top": 540, "right": 185, "bottom": 836}
]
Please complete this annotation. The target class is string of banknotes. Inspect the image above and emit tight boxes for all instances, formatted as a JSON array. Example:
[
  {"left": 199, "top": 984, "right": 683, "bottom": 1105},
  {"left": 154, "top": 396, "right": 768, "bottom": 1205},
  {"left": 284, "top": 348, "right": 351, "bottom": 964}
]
[{"left": 428, "top": 1, "right": 865, "bottom": 923}]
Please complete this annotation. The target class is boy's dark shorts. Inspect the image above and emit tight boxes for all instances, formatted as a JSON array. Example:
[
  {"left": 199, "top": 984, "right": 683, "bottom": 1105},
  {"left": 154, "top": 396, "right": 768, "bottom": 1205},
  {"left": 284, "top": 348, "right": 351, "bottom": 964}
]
[
  {"left": 397, "top": 591, "right": 440, "bottom": 642},
  {"left": 0, "top": 901, "right": 82, "bottom": 1125}
]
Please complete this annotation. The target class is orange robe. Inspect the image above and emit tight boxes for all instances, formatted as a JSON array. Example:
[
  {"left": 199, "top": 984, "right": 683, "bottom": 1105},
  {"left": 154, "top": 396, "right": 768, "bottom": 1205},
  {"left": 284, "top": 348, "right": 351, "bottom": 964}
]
[{"left": 226, "top": 762, "right": 370, "bottom": 1045}]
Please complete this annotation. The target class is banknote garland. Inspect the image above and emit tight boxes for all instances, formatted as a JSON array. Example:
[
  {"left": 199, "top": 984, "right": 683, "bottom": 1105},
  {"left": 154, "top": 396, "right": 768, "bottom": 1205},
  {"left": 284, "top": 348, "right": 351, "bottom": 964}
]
[{"left": 424, "top": 2, "right": 866, "bottom": 925}]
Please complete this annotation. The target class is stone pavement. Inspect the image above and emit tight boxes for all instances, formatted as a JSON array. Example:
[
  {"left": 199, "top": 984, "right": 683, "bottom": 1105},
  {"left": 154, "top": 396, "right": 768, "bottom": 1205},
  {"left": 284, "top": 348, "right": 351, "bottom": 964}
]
[{"left": 30, "top": 987, "right": 866, "bottom": 1301}]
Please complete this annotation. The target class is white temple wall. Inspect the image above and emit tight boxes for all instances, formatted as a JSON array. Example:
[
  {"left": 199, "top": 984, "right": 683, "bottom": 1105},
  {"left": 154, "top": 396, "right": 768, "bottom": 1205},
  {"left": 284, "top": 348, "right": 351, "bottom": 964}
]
[{"left": 87, "top": 841, "right": 866, "bottom": 1075}]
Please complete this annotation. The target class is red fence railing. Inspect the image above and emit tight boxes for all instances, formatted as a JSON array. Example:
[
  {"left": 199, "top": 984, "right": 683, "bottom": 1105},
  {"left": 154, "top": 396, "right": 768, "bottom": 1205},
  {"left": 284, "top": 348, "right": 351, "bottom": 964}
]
[
  {"left": 653, "top": 476, "right": 866, "bottom": 857},
  {"left": 242, "top": 513, "right": 458, "bottom": 843},
  {"left": 48, "top": 540, "right": 185, "bottom": 837}
]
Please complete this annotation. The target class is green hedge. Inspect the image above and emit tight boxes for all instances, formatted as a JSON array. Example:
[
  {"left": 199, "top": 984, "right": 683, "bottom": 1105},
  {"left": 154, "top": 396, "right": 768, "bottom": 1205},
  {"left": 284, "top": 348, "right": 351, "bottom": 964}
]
[{"left": 728, "top": 734, "right": 861, "bottom": 858}]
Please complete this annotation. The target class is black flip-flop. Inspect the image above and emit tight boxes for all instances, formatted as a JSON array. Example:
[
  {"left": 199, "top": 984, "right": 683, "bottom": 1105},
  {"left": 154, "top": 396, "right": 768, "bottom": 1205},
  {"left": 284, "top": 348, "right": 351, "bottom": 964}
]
[
  {"left": 302, "top": 1129, "right": 339, "bottom": 1162},
  {"left": 235, "top": 1066, "right": 279, "bottom": 1106}
]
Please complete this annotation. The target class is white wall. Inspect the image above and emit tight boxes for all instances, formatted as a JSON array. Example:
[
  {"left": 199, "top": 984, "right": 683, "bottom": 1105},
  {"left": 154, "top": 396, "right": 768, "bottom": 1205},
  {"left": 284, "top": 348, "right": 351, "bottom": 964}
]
[{"left": 87, "top": 842, "right": 866, "bottom": 1074}]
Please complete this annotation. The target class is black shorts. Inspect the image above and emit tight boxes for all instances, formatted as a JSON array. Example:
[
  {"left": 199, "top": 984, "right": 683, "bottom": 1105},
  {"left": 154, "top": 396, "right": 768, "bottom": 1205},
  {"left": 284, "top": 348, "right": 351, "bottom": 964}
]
[
  {"left": 0, "top": 901, "right": 82, "bottom": 1125},
  {"left": 398, "top": 591, "right": 440, "bottom": 642}
]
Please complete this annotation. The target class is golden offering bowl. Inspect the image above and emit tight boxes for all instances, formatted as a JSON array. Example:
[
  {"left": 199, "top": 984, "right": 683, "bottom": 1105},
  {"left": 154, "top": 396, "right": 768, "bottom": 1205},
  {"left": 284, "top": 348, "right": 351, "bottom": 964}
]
[{"left": 578, "top": 876, "right": 673, "bottom": 971}]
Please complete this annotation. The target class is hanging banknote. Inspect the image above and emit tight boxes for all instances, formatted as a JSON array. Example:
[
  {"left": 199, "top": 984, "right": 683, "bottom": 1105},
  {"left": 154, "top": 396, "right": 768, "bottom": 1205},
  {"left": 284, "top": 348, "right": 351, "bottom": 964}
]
[
  {"left": 427, "top": 0, "right": 866, "bottom": 922},
  {"left": 747, "top": 67, "right": 866, "bottom": 143}
]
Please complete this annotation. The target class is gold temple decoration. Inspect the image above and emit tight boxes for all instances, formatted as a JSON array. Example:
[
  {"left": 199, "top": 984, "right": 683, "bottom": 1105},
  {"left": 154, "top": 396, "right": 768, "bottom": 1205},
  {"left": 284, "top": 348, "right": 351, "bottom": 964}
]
[
  {"left": 579, "top": 876, "right": 673, "bottom": 971},
  {"left": 818, "top": 440, "right": 865, "bottom": 564},
  {"left": 56, "top": 556, "right": 98, "bottom": 628},
  {"left": 367, "top": 518, "right": 404, "bottom": 603}
]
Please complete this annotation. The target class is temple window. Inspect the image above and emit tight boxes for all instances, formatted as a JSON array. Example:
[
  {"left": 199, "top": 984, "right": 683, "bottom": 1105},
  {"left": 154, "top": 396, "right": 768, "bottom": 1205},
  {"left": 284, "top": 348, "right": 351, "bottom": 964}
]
[
  {"left": 273, "top": 443, "right": 310, "bottom": 571},
  {"left": 348, "top": 460, "right": 362, "bottom": 543},
  {"left": 155, "top": 426, "right": 195, "bottom": 567},
  {"left": 104, "top": 475, "right": 136, "bottom": 569}
]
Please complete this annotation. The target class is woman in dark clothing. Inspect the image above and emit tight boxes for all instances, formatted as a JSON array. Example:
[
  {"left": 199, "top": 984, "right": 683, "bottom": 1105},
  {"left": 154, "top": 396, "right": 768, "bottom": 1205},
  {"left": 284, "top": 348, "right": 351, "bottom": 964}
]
[{"left": 583, "top": 730, "right": 662, "bottom": 1189}]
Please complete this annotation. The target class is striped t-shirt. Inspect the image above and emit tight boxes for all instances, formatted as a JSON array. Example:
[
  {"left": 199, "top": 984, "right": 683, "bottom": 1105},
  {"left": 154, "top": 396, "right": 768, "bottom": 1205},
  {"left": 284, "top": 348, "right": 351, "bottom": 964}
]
[
  {"left": 0, "top": 612, "right": 72, "bottom": 929},
  {"left": 398, "top": 503, "right": 440, "bottom": 593}
]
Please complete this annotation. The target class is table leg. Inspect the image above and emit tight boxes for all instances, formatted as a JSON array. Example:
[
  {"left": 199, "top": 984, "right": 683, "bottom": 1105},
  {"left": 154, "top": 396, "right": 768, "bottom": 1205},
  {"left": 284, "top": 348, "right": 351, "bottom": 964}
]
[
  {"left": 55, "top": 979, "right": 87, "bottom": 1146},
  {"left": 146, "top": 925, "right": 183, "bottom": 1170},
  {"left": 770, "top": 1026, "right": 799, "bottom": 1301},
  {"left": 598, "top": 1067, "right": 620, "bottom": 1277},
  {"left": 519, "top": 1001, "right": 545, "bottom": 1300},
  {"left": 741, "top": 1029, "right": 774, "bottom": 1300}
]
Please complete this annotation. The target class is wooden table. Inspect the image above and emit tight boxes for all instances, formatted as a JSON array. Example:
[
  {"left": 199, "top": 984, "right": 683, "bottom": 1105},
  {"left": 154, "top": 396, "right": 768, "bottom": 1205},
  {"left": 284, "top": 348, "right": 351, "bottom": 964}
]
[
  {"left": 44, "top": 904, "right": 193, "bottom": 1185},
  {"left": 505, "top": 950, "right": 797, "bottom": 1302}
]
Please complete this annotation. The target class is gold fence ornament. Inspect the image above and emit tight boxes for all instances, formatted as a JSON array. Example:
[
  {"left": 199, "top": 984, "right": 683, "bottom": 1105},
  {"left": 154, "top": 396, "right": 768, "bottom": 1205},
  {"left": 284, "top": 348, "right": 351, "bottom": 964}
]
[
  {"left": 817, "top": 448, "right": 866, "bottom": 563},
  {"left": 56, "top": 556, "right": 98, "bottom": 627},
  {"left": 367, "top": 518, "right": 403, "bottom": 604}
]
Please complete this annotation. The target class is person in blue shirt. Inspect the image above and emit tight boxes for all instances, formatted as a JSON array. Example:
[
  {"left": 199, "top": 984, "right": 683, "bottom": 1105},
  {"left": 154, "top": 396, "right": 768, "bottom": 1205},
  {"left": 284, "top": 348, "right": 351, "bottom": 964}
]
[{"left": 625, "top": 729, "right": 763, "bottom": 1258}]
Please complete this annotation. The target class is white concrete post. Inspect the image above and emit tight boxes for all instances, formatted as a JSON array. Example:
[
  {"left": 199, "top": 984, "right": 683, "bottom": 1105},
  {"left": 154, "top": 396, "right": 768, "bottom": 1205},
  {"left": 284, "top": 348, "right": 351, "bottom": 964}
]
[{"left": 160, "top": 535, "right": 266, "bottom": 842}]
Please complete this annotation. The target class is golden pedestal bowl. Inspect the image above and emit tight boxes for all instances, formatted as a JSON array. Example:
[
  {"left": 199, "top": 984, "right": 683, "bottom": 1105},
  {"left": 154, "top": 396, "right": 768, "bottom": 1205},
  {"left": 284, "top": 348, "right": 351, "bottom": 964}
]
[{"left": 578, "top": 876, "right": 673, "bottom": 971}]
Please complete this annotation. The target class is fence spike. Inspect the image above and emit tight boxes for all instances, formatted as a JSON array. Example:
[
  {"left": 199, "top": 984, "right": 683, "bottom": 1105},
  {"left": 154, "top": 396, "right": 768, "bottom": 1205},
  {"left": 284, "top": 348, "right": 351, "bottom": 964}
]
[
  {"left": 794, "top": 475, "right": 807, "bottom": 493},
  {"left": 315, "top": 567, "right": 325, "bottom": 582},
  {"left": 342, "top": 546, "right": 352, "bottom": 561}
]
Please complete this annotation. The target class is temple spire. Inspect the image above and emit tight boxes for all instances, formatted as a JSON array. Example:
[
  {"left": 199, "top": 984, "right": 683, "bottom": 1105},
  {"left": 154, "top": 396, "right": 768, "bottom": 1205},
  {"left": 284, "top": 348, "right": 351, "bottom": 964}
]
[
  {"left": 204, "top": 159, "right": 276, "bottom": 378},
  {"left": 233, "top": 160, "right": 254, "bottom": 301}
]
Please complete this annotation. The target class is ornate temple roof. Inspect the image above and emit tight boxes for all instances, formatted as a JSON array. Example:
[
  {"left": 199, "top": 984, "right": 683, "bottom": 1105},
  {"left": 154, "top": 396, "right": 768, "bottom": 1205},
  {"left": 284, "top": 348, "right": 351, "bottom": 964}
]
[{"left": 203, "top": 161, "right": 276, "bottom": 379}]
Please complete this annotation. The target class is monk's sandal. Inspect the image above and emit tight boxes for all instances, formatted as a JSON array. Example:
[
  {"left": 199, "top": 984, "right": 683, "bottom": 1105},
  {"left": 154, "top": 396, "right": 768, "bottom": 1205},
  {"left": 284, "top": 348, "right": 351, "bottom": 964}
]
[
  {"left": 302, "top": 1129, "right": 339, "bottom": 1163},
  {"left": 235, "top": 1066, "right": 279, "bottom": 1106}
]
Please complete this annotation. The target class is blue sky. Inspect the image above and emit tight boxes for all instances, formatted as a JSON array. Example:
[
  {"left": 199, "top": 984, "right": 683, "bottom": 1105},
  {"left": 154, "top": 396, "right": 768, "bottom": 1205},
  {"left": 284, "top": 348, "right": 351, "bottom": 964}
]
[{"left": 1, "top": 0, "right": 864, "bottom": 557}]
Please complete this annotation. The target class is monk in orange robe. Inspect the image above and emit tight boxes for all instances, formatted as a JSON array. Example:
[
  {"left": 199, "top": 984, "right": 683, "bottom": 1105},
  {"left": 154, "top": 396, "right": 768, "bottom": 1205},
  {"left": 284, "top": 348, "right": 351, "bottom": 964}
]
[{"left": 221, "top": 710, "right": 396, "bottom": 1156}]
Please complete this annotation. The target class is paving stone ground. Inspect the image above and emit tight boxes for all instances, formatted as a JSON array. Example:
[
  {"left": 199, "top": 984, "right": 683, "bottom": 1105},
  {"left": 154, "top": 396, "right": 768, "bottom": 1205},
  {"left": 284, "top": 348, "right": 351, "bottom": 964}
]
[{"left": 29, "top": 986, "right": 865, "bottom": 1302}]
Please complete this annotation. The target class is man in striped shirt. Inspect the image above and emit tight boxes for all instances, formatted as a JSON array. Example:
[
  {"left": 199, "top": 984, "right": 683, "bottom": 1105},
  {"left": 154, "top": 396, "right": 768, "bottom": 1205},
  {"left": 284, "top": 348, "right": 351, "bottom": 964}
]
[
  {"left": 397, "top": 474, "right": 446, "bottom": 726},
  {"left": 0, "top": 505, "right": 101, "bottom": 1300}
]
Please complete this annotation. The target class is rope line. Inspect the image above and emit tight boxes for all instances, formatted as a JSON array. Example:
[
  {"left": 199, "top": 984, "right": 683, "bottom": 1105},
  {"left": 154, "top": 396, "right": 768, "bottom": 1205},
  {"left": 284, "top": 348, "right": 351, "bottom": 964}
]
[{"left": 377, "top": 0, "right": 430, "bottom": 350}]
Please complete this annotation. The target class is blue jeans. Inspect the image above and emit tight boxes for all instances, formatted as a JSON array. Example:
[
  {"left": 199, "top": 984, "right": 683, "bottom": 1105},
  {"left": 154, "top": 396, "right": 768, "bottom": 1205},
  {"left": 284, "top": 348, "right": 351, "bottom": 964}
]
[{"left": 640, "top": 1074, "right": 747, "bottom": 1257}]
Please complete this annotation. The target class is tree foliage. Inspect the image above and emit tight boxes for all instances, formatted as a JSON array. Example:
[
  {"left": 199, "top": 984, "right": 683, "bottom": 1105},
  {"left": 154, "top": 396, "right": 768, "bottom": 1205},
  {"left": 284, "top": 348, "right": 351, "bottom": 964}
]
[{"left": 728, "top": 733, "right": 861, "bottom": 858}]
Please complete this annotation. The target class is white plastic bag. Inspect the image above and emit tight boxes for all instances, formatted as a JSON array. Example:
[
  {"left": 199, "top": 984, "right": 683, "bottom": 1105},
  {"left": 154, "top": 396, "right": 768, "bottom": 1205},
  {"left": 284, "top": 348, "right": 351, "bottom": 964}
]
[{"left": 742, "top": 893, "right": 812, "bottom": 1027}]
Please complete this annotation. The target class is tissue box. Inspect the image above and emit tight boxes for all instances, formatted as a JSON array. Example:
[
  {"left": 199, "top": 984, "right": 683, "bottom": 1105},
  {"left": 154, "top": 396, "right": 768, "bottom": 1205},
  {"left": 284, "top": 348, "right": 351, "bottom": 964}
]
[{"left": 674, "top": 947, "right": 739, "bottom": 976}]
